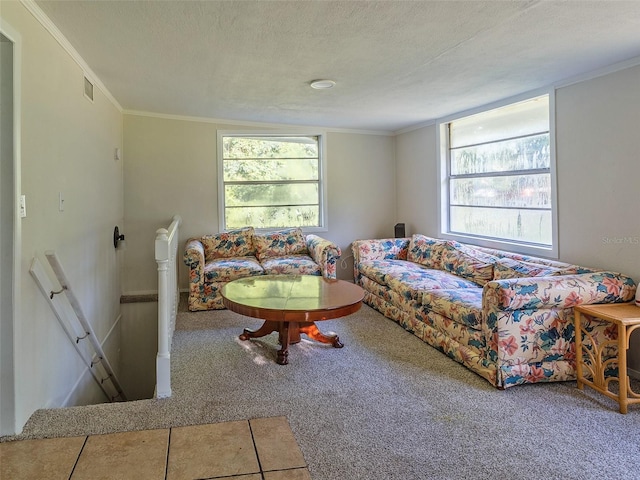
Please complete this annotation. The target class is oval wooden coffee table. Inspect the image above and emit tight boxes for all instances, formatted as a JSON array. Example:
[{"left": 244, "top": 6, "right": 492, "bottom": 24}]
[{"left": 221, "top": 275, "right": 364, "bottom": 365}]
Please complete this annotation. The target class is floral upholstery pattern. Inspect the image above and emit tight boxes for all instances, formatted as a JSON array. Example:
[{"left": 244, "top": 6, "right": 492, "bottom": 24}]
[
  {"left": 201, "top": 226, "right": 255, "bottom": 261},
  {"left": 472, "top": 244, "right": 595, "bottom": 275},
  {"left": 203, "top": 257, "right": 263, "bottom": 283},
  {"left": 407, "top": 234, "right": 446, "bottom": 269},
  {"left": 352, "top": 238, "right": 409, "bottom": 281},
  {"left": 384, "top": 264, "right": 479, "bottom": 303},
  {"left": 261, "top": 255, "right": 321, "bottom": 276},
  {"left": 493, "top": 257, "right": 563, "bottom": 280},
  {"left": 483, "top": 272, "right": 636, "bottom": 311},
  {"left": 439, "top": 242, "right": 495, "bottom": 286},
  {"left": 306, "top": 234, "right": 341, "bottom": 278},
  {"left": 422, "top": 288, "right": 484, "bottom": 329},
  {"left": 254, "top": 228, "right": 308, "bottom": 261},
  {"left": 352, "top": 235, "right": 637, "bottom": 389},
  {"left": 185, "top": 229, "right": 340, "bottom": 311}
]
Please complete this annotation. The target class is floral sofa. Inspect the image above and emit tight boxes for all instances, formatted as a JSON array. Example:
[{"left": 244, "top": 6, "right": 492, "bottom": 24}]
[
  {"left": 352, "top": 234, "right": 636, "bottom": 389},
  {"left": 184, "top": 227, "right": 341, "bottom": 311}
]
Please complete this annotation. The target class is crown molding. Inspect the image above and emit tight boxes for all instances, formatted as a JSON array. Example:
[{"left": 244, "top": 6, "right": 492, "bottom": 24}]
[
  {"left": 123, "top": 109, "right": 395, "bottom": 136},
  {"left": 396, "top": 55, "right": 640, "bottom": 136},
  {"left": 20, "top": 0, "right": 122, "bottom": 112},
  {"left": 553, "top": 54, "right": 640, "bottom": 90},
  {"left": 394, "top": 119, "right": 436, "bottom": 136}
]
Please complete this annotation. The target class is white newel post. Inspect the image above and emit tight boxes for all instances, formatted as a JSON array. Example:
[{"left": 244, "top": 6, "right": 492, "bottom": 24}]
[
  {"left": 155, "top": 227, "right": 171, "bottom": 398},
  {"left": 155, "top": 215, "right": 181, "bottom": 399}
]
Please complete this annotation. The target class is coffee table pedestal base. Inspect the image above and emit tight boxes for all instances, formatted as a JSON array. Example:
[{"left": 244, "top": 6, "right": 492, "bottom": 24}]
[{"left": 239, "top": 320, "right": 343, "bottom": 365}]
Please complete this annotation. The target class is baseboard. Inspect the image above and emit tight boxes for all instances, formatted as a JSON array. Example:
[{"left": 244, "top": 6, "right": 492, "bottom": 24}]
[
  {"left": 629, "top": 367, "right": 640, "bottom": 380},
  {"left": 120, "top": 288, "right": 188, "bottom": 304},
  {"left": 120, "top": 293, "right": 158, "bottom": 303},
  {"left": 60, "top": 364, "right": 97, "bottom": 408},
  {"left": 121, "top": 289, "right": 158, "bottom": 297}
]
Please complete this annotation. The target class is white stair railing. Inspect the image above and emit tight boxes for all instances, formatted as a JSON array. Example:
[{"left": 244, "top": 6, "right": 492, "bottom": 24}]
[
  {"left": 30, "top": 251, "right": 126, "bottom": 402},
  {"left": 155, "top": 215, "right": 181, "bottom": 398}
]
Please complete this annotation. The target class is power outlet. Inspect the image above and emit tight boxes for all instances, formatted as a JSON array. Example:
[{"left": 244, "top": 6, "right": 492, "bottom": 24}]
[{"left": 59, "top": 192, "right": 64, "bottom": 212}]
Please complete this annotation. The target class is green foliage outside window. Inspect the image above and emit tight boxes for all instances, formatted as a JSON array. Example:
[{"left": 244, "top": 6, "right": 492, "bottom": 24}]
[{"left": 222, "top": 136, "right": 321, "bottom": 229}]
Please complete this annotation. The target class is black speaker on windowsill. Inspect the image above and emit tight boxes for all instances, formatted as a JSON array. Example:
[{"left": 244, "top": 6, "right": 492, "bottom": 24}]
[{"left": 394, "top": 223, "right": 405, "bottom": 238}]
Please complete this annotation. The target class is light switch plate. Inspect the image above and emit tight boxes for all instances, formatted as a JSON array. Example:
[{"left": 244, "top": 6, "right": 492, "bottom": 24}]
[{"left": 19, "top": 194, "right": 26, "bottom": 218}]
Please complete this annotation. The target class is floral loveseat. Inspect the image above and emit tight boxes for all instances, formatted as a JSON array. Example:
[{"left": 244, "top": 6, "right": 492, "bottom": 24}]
[
  {"left": 352, "top": 234, "right": 636, "bottom": 389},
  {"left": 184, "top": 227, "right": 341, "bottom": 311}
]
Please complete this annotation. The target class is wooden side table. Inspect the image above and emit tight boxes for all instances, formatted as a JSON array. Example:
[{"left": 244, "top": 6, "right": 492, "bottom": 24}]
[{"left": 574, "top": 303, "right": 640, "bottom": 413}]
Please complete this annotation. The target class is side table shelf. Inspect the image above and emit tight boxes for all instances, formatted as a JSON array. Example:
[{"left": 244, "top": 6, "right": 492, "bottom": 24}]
[{"left": 574, "top": 303, "right": 640, "bottom": 414}]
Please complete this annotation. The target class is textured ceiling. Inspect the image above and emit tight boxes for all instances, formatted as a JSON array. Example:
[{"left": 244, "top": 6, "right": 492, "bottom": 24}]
[{"left": 35, "top": 0, "right": 640, "bottom": 132}]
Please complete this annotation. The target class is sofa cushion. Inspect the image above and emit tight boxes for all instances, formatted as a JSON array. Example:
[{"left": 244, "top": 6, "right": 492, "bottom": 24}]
[
  {"left": 260, "top": 255, "right": 322, "bottom": 276},
  {"left": 422, "top": 288, "right": 484, "bottom": 330},
  {"left": 358, "top": 259, "right": 404, "bottom": 285},
  {"left": 407, "top": 234, "right": 447, "bottom": 269},
  {"left": 384, "top": 264, "right": 481, "bottom": 303},
  {"left": 456, "top": 243, "right": 501, "bottom": 266},
  {"left": 471, "top": 245, "right": 588, "bottom": 270},
  {"left": 202, "top": 227, "right": 255, "bottom": 261},
  {"left": 493, "top": 258, "right": 563, "bottom": 280},
  {"left": 203, "top": 256, "right": 264, "bottom": 283},
  {"left": 439, "top": 242, "right": 495, "bottom": 286},
  {"left": 254, "top": 228, "right": 308, "bottom": 261}
]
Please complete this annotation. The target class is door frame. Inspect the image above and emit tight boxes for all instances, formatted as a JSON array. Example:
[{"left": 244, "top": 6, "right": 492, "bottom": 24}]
[{"left": 0, "top": 18, "right": 22, "bottom": 436}]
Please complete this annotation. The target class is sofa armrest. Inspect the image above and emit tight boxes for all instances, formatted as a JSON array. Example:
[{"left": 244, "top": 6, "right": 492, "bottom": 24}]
[
  {"left": 184, "top": 238, "right": 205, "bottom": 268},
  {"left": 351, "top": 238, "right": 410, "bottom": 284},
  {"left": 483, "top": 271, "right": 636, "bottom": 313},
  {"left": 481, "top": 272, "right": 636, "bottom": 385},
  {"left": 184, "top": 238, "right": 206, "bottom": 291},
  {"left": 306, "top": 234, "right": 342, "bottom": 279},
  {"left": 351, "top": 238, "right": 410, "bottom": 263}
]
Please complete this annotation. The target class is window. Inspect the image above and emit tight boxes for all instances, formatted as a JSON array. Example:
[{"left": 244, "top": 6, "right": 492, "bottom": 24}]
[
  {"left": 439, "top": 94, "right": 556, "bottom": 256},
  {"left": 218, "top": 133, "right": 325, "bottom": 231}
]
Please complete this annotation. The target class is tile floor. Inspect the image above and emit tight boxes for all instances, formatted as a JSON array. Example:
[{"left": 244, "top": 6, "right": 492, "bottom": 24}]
[{"left": 0, "top": 416, "right": 311, "bottom": 480}]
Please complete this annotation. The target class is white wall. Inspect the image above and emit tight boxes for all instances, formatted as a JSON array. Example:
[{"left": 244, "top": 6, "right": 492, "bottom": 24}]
[
  {"left": 554, "top": 65, "right": 640, "bottom": 277},
  {"left": 2, "top": 2, "right": 124, "bottom": 433},
  {"left": 395, "top": 63, "right": 640, "bottom": 372},
  {"left": 122, "top": 114, "right": 219, "bottom": 294},
  {"left": 323, "top": 131, "right": 397, "bottom": 274},
  {"left": 395, "top": 124, "right": 438, "bottom": 237},
  {"left": 119, "top": 301, "right": 157, "bottom": 400},
  {"left": 555, "top": 64, "right": 640, "bottom": 372},
  {"left": 122, "top": 114, "right": 396, "bottom": 290}
]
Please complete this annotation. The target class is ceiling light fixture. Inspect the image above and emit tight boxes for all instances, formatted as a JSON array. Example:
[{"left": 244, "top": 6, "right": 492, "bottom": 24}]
[{"left": 309, "top": 79, "right": 336, "bottom": 90}]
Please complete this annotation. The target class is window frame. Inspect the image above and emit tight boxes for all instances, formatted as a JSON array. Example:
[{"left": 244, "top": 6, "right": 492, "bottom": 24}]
[
  {"left": 217, "top": 130, "right": 328, "bottom": 233},
  {"left": 436, "top": 89, "right": 559, "bottom": 258}
]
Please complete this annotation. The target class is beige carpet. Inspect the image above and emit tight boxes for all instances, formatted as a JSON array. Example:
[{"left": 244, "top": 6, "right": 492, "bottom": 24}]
[{"left": 6, "top": 299, "right": 640, "bottom": 480}]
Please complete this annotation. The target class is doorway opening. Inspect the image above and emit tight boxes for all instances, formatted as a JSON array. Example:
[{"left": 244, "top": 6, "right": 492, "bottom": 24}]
[{"left": 0, "top": 27, "right": 20, "bottom": 436}]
